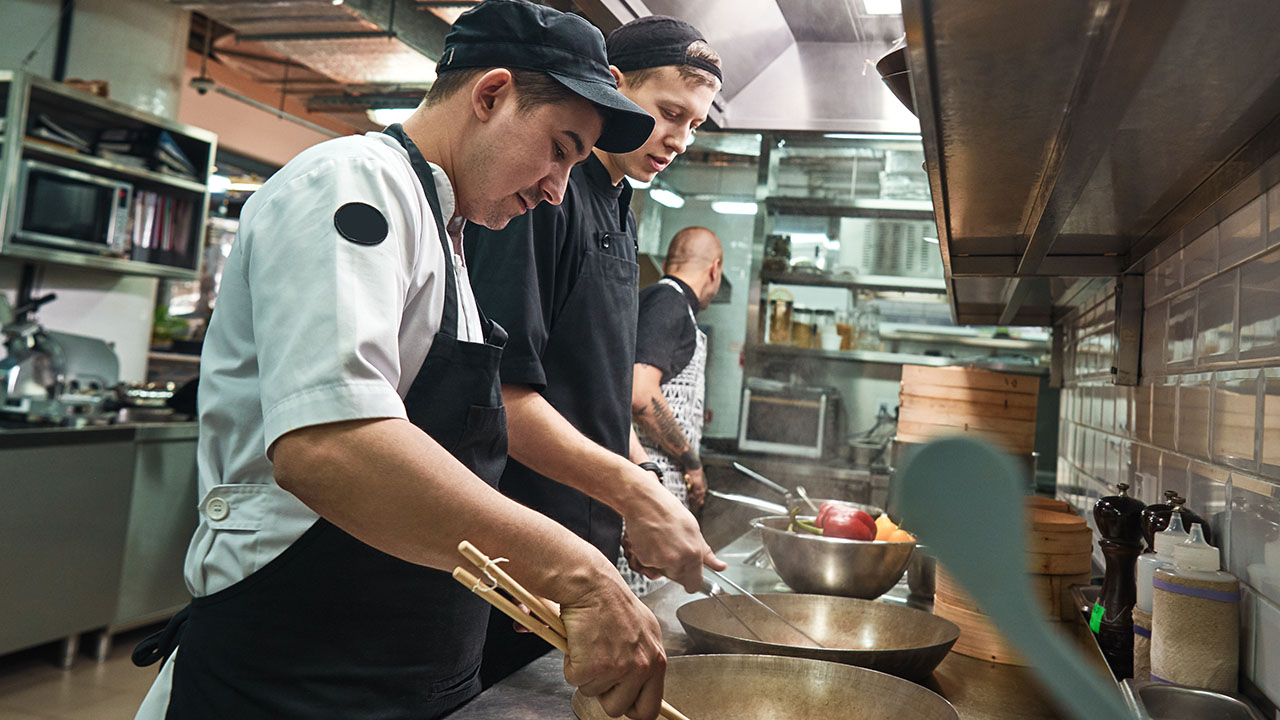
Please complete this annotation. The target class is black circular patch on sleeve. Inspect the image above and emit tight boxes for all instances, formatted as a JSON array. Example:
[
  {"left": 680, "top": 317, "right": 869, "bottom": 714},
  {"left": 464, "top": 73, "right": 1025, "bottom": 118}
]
[{"left": 333, "top": 202, "right": 389, "bottom": 246}]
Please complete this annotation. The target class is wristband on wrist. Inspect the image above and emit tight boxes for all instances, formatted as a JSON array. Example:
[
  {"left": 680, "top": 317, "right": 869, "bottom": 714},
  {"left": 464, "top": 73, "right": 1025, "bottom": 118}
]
[{"left": 638, "top": 461, "right": 663, "bottom": 483}]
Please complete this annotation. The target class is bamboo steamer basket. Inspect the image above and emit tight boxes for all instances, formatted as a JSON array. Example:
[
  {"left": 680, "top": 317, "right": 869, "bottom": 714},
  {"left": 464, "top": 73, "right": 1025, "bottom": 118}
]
[
  {"left": 932, "top": 500, "right": 1093, "bottom": 664},
  {"left": 896, "top": 366, "right": 1039, "bottom": 455}
]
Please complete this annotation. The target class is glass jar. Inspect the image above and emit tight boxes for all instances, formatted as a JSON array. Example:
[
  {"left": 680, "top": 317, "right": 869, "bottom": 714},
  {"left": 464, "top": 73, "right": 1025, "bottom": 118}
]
[
  {"left": 791, "top": 307, "right": 813, "bottom": 348},
  {"left": 766, "top": 288, "right": 793, "bottom": 344}
]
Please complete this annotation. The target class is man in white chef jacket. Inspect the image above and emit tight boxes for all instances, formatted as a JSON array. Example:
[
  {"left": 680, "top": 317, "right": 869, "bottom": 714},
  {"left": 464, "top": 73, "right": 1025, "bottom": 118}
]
[{"left": 131, "top": 2, "right": 670, "bottom": 719}]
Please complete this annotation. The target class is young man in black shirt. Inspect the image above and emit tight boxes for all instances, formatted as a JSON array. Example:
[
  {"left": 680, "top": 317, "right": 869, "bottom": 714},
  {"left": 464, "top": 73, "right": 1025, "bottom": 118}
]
[{"left": 464, "top": 16, "right": 724, "bottom": 684}]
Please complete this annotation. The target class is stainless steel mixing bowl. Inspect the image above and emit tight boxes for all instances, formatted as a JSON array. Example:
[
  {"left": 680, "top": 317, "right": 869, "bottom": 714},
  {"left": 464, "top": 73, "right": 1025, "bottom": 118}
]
[
  {"left": 676, "top": 593, "right": 959, "bottom": 681},
  {"left": 752, "top": 515, "right": 915, "bottom": 599},
  {"left": 571, "top": 654, "right": 959, "bottom": 720}
]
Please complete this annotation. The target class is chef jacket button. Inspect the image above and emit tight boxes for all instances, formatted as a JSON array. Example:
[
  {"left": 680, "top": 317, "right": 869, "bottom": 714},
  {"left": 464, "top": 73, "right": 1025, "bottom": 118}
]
[
  {"left": 601, "top": 233, "right": 611, "bottom": 249},
  {"left": 206, "top": 497, "right": 229, "bottom": 521}
]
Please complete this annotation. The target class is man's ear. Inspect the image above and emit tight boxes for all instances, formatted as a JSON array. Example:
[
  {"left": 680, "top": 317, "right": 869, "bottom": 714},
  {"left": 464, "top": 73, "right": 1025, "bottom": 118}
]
[
  {"left": 471, "top": 68, "right": 515, "bottom": 122},
  {"left": 609, "top": 65, "right": 625, "bottom": 88}
]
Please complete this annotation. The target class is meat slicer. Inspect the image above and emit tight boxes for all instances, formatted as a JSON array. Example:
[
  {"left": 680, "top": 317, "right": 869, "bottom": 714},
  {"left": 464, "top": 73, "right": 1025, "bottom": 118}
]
[{"left": 0, "top": 293, "right": 120, "bottom": 426}]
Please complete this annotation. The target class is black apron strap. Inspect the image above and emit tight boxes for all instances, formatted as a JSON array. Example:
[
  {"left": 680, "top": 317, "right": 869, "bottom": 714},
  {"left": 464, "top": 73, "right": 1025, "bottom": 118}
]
[
  {"left": 383, "top": 123, "right": 459, "bottom": 338},
  {"left": 132, "top": 605, "right": 190, "bottom": 668}
]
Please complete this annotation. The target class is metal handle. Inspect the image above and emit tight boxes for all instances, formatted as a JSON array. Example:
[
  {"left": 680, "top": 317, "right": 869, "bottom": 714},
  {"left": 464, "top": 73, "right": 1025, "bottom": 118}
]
[
  {"left": 706, "top": 489, "right": 788, "bottom": 515},
  {"left": 732, "top": 462, "right": 792, "bottom": 498}
]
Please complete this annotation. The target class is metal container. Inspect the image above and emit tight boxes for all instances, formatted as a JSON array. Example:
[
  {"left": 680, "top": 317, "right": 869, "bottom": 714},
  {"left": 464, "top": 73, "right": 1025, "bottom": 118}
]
[
  {"left": 571, "top": 654, "right": 959, "bottom": 720},
  {"left": 676, "top": 593, "right": 958, "bottom": 682},
  {"left": 752, "top": 515, "right": 915, "bottom": 599}
]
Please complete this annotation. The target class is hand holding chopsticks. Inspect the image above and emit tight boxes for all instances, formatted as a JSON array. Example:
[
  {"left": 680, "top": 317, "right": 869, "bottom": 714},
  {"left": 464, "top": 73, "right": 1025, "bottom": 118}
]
[{"left": 452, "top": 541, "right": 690, "bottom": 720}]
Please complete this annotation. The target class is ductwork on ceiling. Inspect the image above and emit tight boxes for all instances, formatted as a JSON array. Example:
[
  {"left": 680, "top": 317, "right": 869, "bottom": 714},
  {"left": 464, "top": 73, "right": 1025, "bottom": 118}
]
[
  {"left": 173, "top": 0, "right": 459, "bottom": 132},
  {"left": 173, "top": 0, "right": 916, "bottom": 135}
]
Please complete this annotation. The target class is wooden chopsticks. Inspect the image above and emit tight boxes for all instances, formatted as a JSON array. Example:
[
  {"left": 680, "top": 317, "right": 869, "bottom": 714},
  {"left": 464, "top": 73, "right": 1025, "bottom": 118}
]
[{"left": 451, "top": 540, "right": 691, "bottom": 720}]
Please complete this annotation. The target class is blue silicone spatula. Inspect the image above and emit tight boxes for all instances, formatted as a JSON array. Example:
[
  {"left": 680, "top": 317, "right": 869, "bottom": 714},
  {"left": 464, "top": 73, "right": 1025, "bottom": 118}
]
[{"left": 892, "top": 437, "right": 1135, "bottom": 720}]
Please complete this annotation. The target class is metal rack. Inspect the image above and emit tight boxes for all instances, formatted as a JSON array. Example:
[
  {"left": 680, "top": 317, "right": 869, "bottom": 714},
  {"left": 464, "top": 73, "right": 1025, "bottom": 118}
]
[{"left": 0, "top": 70, "right": 217, "bottom": 281}]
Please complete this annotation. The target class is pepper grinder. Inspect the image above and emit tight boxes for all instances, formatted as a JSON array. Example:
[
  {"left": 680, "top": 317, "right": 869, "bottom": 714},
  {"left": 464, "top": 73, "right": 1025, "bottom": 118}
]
[
  {"left": 1140, "top": 490, "right": 1179, "bottom": 553},
  {"left": 1093, "top": 481, "right": 1146, "bottom": 679}
]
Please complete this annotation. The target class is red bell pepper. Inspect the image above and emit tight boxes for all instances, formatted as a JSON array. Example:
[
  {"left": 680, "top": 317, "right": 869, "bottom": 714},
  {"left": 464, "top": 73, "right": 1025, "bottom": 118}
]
[{"left": 816, "top": 506, "right": 875, "bottom": 541}]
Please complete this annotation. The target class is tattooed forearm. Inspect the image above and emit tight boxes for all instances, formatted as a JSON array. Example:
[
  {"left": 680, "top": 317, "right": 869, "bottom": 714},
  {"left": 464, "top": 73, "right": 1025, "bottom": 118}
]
[{"left": 634, "top": 395, "right": 701, "bottom": 471}]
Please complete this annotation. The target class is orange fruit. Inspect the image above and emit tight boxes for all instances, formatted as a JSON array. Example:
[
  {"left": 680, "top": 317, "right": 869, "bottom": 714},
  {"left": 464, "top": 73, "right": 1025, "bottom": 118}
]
[
  {"left": 887, "top": 528, "right": 916, "bottom": 543},
  {"left": 874, "top": 514, "right": 898, "bottom": 541}
]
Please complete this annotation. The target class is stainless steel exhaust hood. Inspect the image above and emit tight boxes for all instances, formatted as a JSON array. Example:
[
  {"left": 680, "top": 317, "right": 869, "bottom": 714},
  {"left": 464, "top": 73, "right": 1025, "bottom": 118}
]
[
  {"left": 902, "top": 0, "right": 1280, "bottom": 325},
  {"left": 575, "top": 0, "right": 922, "bottom": 133}
]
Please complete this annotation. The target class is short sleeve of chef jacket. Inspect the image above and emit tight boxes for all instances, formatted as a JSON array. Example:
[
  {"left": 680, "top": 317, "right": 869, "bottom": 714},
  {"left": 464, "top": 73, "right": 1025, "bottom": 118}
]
[
  {"left": 464, "top": 188, "right": 582, "bottom": 390},
  {"left": 237, "top": 137, "right": 439, "bottom": 452},
  {"left": 634, "top": 282, "right": 697, "bottom": 384}
]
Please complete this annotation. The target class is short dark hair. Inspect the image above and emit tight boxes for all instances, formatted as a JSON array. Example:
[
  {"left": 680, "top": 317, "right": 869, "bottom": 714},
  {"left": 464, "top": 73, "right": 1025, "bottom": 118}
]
[
  {"left": 621, "top": 40, "right": 722, "bottom": 91},
  {"left": 425, "top": 67, "right": 584, "bottom": 112}
]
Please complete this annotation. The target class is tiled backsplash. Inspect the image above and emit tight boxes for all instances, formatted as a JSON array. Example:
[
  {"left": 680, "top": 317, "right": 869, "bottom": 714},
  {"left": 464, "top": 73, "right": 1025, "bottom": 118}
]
[{"left": 1056, "top": 179, "right": 1280, "bottom": 705}]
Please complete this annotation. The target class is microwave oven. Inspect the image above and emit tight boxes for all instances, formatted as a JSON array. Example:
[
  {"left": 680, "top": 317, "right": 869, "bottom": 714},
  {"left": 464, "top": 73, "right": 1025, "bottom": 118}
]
[
  {"left": 737, "top": 378, "right": 842, "bottom": 459},
  {"left": 13, "top": 159, "right": 133, "bottom": 256}
]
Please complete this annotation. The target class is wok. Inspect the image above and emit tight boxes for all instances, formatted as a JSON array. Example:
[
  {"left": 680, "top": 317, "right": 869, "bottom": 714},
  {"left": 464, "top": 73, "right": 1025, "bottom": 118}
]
[
  {"left": 753, "top": 515, "right": 915, "bottom": 599},
  {"left": 571, "top": 654, "right": 958, "bottom": 720},
  {"left": 676, "top": 593, "right": 958, "bottom": 682},
  {"left": 706, "top": 489, "right": 883, "bottom": 519}
]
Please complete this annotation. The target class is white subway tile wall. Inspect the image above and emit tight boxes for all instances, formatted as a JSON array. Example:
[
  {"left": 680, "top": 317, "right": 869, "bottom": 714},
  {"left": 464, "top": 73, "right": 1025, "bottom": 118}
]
[{"left": 1056, "top": 180, "right": 1280, "bottom": 704}]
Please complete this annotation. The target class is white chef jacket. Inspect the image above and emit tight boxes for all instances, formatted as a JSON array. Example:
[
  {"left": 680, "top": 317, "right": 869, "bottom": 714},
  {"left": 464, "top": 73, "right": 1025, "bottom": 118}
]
[{"left": 137, "top": 130, "right": 483, "bottom": 719}]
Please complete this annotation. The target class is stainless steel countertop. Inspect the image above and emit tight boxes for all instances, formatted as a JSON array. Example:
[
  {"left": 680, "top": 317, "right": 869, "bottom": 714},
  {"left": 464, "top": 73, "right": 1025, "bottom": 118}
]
[
  {"left": 0, "top": 420, "right": 198, "bottom": 448},
  {"left": 447, "top": 529, "right": 1107, "bottom": 720}
]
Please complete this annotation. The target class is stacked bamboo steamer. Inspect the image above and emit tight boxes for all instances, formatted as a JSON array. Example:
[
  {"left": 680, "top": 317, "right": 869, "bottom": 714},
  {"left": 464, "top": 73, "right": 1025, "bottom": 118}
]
[
  {"left": 933, "top": 499, "right": 1092, "bottom": 664},
  {"left": 897, "top": 365, "right": 1089, "bottom": 664},
  {"left": 897, "top": 365, "right": 1038, "bottom": 455}
]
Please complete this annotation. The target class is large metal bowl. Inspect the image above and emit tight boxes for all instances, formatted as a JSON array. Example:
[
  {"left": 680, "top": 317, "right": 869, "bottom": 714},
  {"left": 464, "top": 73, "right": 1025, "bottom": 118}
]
[
  {"left": 753, "top": 515, "right": 915, "bottom": 599},
  {"left": 571, "top": 654, "right": 958, "bottom": 720},
  {"left": 676, "top": 593, "right": 959, "bottom": 682}
]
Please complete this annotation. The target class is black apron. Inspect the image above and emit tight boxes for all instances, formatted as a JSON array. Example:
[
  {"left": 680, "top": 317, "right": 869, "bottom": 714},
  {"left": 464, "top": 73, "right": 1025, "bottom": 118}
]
[
  {"left": 137, "top": 124, "right": 508, "bottom": 720},
  {"left": 480, "top": 160, "right": 639, "bottom": 687}
]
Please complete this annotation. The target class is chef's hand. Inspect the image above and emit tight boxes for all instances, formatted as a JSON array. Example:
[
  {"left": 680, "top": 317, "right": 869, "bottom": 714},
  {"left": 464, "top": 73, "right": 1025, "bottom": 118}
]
[
  {"left": 560, "top": 572, "right": 667, "bottom": 720},
  {"left": 622, "top": 532, "right": 664, "bottom": 581},
  {"left": 683, "top": 468, "right": 707, "bottom": 513},
  {"left": 622, "top": 466, "right": 726, "bottom": 592}
]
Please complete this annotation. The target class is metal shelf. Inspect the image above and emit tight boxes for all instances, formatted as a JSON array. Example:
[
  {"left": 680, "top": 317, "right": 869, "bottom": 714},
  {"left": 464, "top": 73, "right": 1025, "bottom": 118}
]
[
  {"left": 879, "top": 324, "right": 1050, "bottom": 351},
  {"left": 762, "top": 270, "right": 946, "bottom": 293},
  {"left": 746, "top": 342, "right": 956, "bottom": 367},
  {"left": 2, "top": 243, "right": 199, "bottom": 281},
  {"left": 147, "top": 351, "right": 201, "bottom": 365},
  {"left": 764, "top": 196, "right": 935, "bottom": 219},
  {"left": 18, "top": 139, "right": 207, "bottom": 193}
]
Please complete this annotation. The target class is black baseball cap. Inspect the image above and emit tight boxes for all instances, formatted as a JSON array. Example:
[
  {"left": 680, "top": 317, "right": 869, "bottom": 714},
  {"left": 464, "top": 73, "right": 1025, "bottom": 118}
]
[
  {"left": 437, "top": 0, "right": 655, "bottom": 154},
  {"left": 607, "top": 15, "right": 723, "bottom": 82}
]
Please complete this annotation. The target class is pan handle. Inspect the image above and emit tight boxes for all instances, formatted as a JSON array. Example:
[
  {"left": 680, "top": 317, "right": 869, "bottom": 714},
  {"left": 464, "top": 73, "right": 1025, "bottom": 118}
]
[
  {"left": 706, "top": 488, "right": 787, "bottom": 515},
  {"left": 731, "top": 462, "right": 792, "bottom": 498}
]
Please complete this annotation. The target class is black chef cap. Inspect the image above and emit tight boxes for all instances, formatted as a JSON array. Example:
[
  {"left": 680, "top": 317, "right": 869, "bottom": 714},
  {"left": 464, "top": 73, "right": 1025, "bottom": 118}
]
[
  {"left": 437, "top": 0, "right": 654, "bottom": 153},
  {"left": 606, "top": 15, "right": 723, "bottom": 83}
]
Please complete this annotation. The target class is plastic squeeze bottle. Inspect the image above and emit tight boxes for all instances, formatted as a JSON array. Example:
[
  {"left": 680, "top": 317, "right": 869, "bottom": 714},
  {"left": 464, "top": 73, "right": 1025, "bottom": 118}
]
[
  {"left": 1133, "top": 512, "right": 1187, "bottom": 680},
  {"left": 1149, "top": 524, "right": 1240, "bottom": 692}
]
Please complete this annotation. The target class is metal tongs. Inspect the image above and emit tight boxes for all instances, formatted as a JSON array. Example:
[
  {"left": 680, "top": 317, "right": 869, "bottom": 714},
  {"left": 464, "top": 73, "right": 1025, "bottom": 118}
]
[{"left": 701, "top": 568, "right": 825, "bottom": 649}]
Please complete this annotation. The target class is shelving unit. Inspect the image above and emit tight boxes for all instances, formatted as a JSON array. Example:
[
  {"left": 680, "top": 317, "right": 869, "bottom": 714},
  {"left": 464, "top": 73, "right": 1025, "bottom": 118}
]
[
  {"left": 0, "top": 70, "right": 216, "bottom": 281},
  {"left": 746, "top": 342, "right": 955, "bottom": 367},
  {"left": 761, "top": 269, "right": 946, "bottom": 293}
]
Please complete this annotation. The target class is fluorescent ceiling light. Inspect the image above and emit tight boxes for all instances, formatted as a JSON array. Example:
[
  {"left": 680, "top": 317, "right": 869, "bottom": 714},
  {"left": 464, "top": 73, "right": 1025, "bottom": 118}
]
[
  {"left": 862, "top": 0, "right": 901, "bottom": 15},
  {"left": 208, "top": 174, "right": 231, "bottom": 194},
  {"left": 650, "top": 188, "right": 685, "bottom": 208},
  {"left": 711, "top": 201, "right": 758, "bottom": 215},
  {"left": 823, "top": 132, "right": 921, "bottom": 141},
  {"left": 228, "top": 181, "right": 264, "bottom": 192},
  {"left": 367, "top": 107, "right": 416, "bottom": 126},
  {"left": 627, "top": 176, "right": 651, "bottom": 189}
]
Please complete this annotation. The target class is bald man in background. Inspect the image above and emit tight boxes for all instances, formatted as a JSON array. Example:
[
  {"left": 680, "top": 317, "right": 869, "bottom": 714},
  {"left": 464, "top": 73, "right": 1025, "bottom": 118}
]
[{"left": 622, "top": 227, "right": 723, "bottom": 596}]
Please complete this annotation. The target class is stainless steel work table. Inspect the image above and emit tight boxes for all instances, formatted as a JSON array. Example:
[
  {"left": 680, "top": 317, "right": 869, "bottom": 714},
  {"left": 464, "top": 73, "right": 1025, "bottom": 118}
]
[{"left": 448, "top": 528, "right": 1109, "bottom": 720}]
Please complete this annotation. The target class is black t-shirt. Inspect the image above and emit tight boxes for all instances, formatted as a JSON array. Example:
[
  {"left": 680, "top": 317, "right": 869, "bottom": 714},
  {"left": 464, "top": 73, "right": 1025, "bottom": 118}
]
[
  {"left": 464, "top": 153, "right": 635, "bottom": 391},
  {"left": 634, "top": 276, "right": 700, "bottom": 384}
]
